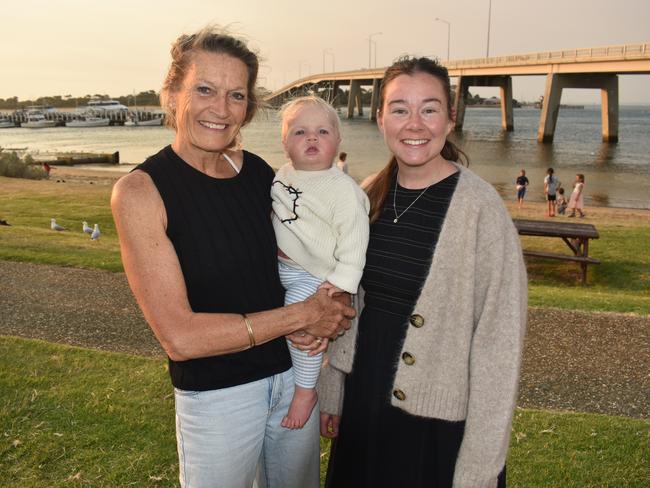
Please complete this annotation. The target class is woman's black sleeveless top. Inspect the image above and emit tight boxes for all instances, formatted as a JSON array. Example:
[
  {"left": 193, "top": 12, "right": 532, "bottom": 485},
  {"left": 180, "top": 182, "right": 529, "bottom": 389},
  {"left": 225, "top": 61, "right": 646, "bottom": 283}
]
[{"left": 135, "top": 146, "right": 291, "bottom": 391}]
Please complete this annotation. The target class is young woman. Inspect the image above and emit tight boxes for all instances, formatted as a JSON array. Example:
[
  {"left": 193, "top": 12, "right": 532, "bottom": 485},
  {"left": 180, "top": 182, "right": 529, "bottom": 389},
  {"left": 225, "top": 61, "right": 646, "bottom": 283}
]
[{"left": 319, "top": 56, "right": 527, "bottom": 488}]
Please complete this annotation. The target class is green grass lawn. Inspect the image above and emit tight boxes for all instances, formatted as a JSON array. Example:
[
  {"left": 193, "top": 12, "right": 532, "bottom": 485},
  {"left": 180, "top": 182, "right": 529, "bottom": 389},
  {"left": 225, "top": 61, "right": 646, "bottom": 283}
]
[
  {"left": 524, "top": 226, "right": 650, "bottom": 314},
  {"left": 0, "top": 337, "right": 176, "bottom": 487},
  {"left": 0, "top": 176, "right": 122, "bottom": 271},
  {"left": 1, "top": 337, "right": 648, "bottom": 487},
  {"left": 2, "top": 175, "right": 649, "bottom": 314}
]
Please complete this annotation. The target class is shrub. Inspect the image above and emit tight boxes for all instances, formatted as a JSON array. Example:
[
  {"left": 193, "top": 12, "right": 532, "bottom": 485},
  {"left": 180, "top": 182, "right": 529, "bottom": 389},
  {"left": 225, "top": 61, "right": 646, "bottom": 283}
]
[{"left": 0, "top": 149, "right": 47, "bottom": 180}]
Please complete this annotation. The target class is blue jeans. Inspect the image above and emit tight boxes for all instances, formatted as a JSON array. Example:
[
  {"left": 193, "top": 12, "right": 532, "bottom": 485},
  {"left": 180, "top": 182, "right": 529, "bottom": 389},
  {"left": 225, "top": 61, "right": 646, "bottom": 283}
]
[{"left": 174, "top": 368, "right": 320, "bottom": 488}]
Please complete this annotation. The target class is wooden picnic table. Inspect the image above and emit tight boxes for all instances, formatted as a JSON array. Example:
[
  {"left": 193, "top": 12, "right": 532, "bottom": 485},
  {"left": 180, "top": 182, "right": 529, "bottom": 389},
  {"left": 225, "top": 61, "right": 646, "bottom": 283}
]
[{"left": 513, "top": 219, "right": 601, "bottom": 285}]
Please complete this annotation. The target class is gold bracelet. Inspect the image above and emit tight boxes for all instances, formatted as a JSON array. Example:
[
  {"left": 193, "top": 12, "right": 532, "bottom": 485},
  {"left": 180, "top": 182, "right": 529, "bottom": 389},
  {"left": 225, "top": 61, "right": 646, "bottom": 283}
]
[{"left": 242, "top": 313, "right": 256, "bottom": 348}]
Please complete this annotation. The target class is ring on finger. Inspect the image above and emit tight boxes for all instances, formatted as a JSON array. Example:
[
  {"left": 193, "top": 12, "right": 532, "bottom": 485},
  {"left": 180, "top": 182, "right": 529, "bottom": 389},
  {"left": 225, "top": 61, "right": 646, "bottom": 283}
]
[{"left": 315, "top": 337, "right": 323, "bottom": 345}]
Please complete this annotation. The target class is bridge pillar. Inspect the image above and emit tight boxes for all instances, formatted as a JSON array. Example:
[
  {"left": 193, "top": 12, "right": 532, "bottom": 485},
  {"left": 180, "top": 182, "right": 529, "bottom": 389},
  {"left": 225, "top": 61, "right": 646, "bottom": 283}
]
[
  {"left": 537, "top": 73, "right": 619, "bottom": 143},
  {"left": 537, "top": 74, "right": 563, "bottom": 143},
  {"left": 500, "top": 76, "right": 514, "bottom": 131},
  {"left": 347, "top": 80, "right": 361, "bottom": 119},
  {"left": 453, "top": 75, "right": 514, "bottom": 132},
  {"left": 369, "top": 79, "right": 380, "bottom": 121},
  {"left": 453, "top": 76, "right": 470, "bottom": 131},
  {"left": 600, "top": 76, "right": 619, "bottom": 143},
  {"left": 331, "top": 81, "right": 341, "bottom": 108},
  {"left": 355, "top": 87, "right": 364, "bottom": 117}
]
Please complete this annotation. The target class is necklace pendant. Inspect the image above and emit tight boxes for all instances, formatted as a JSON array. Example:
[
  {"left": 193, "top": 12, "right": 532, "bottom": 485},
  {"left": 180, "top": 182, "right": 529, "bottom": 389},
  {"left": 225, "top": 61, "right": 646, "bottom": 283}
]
[{"left": 393, "top": 218, "right": 398, "bottom": 223}]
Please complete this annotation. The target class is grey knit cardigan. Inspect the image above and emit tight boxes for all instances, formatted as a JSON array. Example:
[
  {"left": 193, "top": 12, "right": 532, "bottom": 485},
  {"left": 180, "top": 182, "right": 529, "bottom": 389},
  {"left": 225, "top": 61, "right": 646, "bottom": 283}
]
[{"left": 318, "top": 165, "right": 528, "bottom": 488}]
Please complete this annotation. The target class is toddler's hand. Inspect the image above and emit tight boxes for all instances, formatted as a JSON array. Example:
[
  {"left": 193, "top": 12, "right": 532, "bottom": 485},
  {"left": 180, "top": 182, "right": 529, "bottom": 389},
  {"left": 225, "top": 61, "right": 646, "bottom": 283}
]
[{"left": 319, "top": 281, "right": 344, "bottom": 297}]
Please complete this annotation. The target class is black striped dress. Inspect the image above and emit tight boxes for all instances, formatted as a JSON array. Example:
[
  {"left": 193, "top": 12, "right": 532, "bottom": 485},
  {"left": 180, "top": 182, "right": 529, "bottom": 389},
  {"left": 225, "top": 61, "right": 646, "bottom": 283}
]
[{"left": 327, "top": 171, "right": 474, "bottom": 487}]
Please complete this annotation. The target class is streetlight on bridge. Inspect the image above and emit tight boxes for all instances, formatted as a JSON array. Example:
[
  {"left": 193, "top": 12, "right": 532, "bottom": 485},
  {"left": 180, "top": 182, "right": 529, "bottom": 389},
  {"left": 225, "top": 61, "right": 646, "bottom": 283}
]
[
  {"left": 368, "top": 32, "right": 382, "bottom": 68},
  {"left": 298, "top": 60, "right": 311, "bottom": 78},
  {"left": 435, "top": 17, "right": 451, "bottom": 61},
  {"left": 371, "top": 40, "right": 378, "bottom": 68},
  {"left": 323, "top": 49, "right": 335, "bottom": 72},
  {"left": 486, "top": 0, "right": 493, "bottom": 58}
]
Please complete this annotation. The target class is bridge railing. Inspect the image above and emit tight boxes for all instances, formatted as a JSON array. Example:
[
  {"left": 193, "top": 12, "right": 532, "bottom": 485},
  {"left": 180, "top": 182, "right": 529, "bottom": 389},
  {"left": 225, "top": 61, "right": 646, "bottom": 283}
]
[{"left": 445, "top": 43, "right": 650, "bottom": 69}]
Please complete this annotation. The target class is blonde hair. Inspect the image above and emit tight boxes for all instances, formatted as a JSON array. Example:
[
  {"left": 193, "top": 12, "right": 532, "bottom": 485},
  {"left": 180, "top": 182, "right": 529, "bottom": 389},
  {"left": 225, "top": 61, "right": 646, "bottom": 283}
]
[
  {"left": 160, "top": 25, "right": 260, "bottom": 133},
  {"left": 279, "top": 96, "right": 341, "bottom": 142}
]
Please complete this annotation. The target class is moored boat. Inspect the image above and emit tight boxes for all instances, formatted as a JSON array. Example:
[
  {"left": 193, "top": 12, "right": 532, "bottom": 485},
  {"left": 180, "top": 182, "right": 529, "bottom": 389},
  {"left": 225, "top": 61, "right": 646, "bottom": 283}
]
[
  {"left": 66, "top": 117, "right": 111, "bottom": 128},
  {"left": 80, "top": 99, "right": 129, "bottom": 113},
  {"left": 22, "top": 119, "right": 57, "bottom": 128},
  {"left": 124, "top": 116, "right": 163, "bottom": 126},
  {"left": 137, "top": 117, "right": 163, "bottom": 126},
  {"left": 21, "top": 116, "right": 56, "bottom": 128},
  {"left": 20, "top": 108, "right": 57, "bottom": 128}
]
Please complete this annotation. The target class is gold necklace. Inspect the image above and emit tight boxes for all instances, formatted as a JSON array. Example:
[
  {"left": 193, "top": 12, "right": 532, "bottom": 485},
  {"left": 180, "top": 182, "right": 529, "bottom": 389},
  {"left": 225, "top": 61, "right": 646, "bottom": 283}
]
[{"left": 392, "top": 181, "right": 432, "bottom": 223}]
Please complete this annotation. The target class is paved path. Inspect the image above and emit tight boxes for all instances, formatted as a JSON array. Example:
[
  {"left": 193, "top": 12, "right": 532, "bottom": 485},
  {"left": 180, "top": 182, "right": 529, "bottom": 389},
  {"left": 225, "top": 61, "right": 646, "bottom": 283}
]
[{"left": 1, "top": 260, "right": 648, "bottom": 419}]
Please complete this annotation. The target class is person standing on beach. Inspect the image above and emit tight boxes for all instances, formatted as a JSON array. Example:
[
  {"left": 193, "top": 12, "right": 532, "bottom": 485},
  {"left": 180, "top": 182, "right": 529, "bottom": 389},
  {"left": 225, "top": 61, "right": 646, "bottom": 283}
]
[
  {"left": 567, "top": 173, "right": 586, "bottom": 218},
  {"left": 111, "top": 26, "right": 353, "bottom": 488},
  {"left": 556, "top": 187, "right": 568, "bottom": 215},
  {"left": 515, "top": 169, "right": 529, "bottom": 209},
  {"left": 544, "top": 167, "right": 559, "bottom": 217},
  {"left": 319, "top": 56, "right": 527, "bottom": 488},
  {"left": 336, "top": 151, "right": 349, "bottom": 174},
  {"left": 272, "top": 96, "right": 369, "bottom": 429}
]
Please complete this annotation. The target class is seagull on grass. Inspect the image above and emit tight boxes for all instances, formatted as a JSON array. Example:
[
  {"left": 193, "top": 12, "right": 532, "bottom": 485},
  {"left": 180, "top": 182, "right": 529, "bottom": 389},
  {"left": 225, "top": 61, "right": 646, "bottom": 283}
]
[
  {"left": 51, "top": 219, "right": 66, "bottom": 231},
  {"left": 82, "top": 221, "right": 93, "bottom": 234},
  {"left": 91, "top": 224, "right": 101, "bottom": 240}
]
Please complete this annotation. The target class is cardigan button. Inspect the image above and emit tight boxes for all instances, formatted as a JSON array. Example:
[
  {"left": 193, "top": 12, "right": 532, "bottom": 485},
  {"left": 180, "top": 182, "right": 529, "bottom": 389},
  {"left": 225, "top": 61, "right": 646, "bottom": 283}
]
[
  {"left": 409, "top": 314, "right": 424, "bottom": 328},
  {"left": 401, "top": 352, "right": 415, "bottom": 365},
  {"left": 393, "top": 389, "right": 406, "bottom": 401}
]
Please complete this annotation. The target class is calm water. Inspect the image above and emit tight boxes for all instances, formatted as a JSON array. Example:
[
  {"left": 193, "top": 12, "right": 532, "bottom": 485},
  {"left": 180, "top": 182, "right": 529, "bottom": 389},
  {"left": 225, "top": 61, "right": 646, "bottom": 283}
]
[{"left": 2, "top": 105, "right": 649, "bottom": 209}]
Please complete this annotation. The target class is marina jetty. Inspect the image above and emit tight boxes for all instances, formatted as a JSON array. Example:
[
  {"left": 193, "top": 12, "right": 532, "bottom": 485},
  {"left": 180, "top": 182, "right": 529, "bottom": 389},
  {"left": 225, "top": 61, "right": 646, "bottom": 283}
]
[{"left": 0, "top": 103, "right": 165, "bottom": 128}]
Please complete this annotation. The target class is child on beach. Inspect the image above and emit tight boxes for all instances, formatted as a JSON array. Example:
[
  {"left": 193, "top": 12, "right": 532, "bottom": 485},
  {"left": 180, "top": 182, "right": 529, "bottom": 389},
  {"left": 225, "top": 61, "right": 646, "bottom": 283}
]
[
  {"left": 515, "top": 168, "right": 529, "bottom": 209},
  {"left": 271, "top": 96, "right": 370, "bottom": 429},
  {"left": 568, "top": 173, "right": 586, "bottom": 217},
  {"left": 556, "top": 187, "right": 568, "bottom": 215},
  {"left": 544, "top": 167, "right": 559, "bottom": 217},
  {"left": 336, "top": 151, "right": 349, "bottom": 174}
]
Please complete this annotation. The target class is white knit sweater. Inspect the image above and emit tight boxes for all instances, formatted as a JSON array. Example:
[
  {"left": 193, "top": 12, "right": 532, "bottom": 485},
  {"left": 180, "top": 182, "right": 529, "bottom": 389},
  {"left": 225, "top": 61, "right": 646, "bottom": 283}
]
[
  {"left": 271, "top": 164, "right": 370, "bottom": 293},
  {"left": 318, "top": 164, "right": 528, "bottom": 488}
]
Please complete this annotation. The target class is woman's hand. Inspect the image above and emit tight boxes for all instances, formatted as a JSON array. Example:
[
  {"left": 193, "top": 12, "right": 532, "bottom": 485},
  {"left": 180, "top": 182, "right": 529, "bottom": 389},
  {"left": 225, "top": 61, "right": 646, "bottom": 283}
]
[
  {"left": 301, "top": 288, "right": 355, "bottom": 339},
  {"left": 320, "top": 412, "right": 341, "bottom": 438}
]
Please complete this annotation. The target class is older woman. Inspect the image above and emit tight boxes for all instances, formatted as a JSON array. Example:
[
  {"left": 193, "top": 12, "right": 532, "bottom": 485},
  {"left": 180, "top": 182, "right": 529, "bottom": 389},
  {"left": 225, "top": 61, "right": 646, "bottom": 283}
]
[
  {"left": 319, "top": 57, "right": 527, "bottom": 488},
  {"left": 111, "top": 27, "right": 353, "bottom": 488}
]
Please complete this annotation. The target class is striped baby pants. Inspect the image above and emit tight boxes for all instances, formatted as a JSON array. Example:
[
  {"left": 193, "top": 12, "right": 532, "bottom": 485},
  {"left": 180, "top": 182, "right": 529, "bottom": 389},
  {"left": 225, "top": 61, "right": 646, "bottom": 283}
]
[{"left": 278, "top": 261, "right": 323, "bottom": 389}]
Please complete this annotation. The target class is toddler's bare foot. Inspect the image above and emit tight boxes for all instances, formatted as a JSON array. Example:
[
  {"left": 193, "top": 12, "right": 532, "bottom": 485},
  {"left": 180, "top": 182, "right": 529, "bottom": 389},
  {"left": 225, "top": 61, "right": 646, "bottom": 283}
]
[{"left": 281, "top": 386, "right": 317, "bottom": 429}]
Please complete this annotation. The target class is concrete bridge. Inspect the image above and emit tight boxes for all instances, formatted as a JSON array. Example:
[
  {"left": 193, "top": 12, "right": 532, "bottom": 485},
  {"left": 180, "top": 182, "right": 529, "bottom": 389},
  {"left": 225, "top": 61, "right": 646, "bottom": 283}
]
[{"left": 264, "top": 43, "right": 650, "bottom": 143}]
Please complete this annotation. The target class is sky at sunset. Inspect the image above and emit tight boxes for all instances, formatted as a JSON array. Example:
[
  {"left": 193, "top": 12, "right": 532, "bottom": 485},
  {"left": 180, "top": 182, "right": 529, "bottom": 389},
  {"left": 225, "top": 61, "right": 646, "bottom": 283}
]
[{"left": 2, "top": 0, "right": 649, "bottom": 104}]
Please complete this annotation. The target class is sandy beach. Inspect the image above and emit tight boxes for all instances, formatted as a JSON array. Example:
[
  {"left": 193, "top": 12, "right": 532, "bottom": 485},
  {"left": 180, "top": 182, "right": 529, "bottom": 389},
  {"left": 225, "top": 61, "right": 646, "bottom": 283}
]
[{"left": 44, "top": 165, "right": 128, "bottom": 186}]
